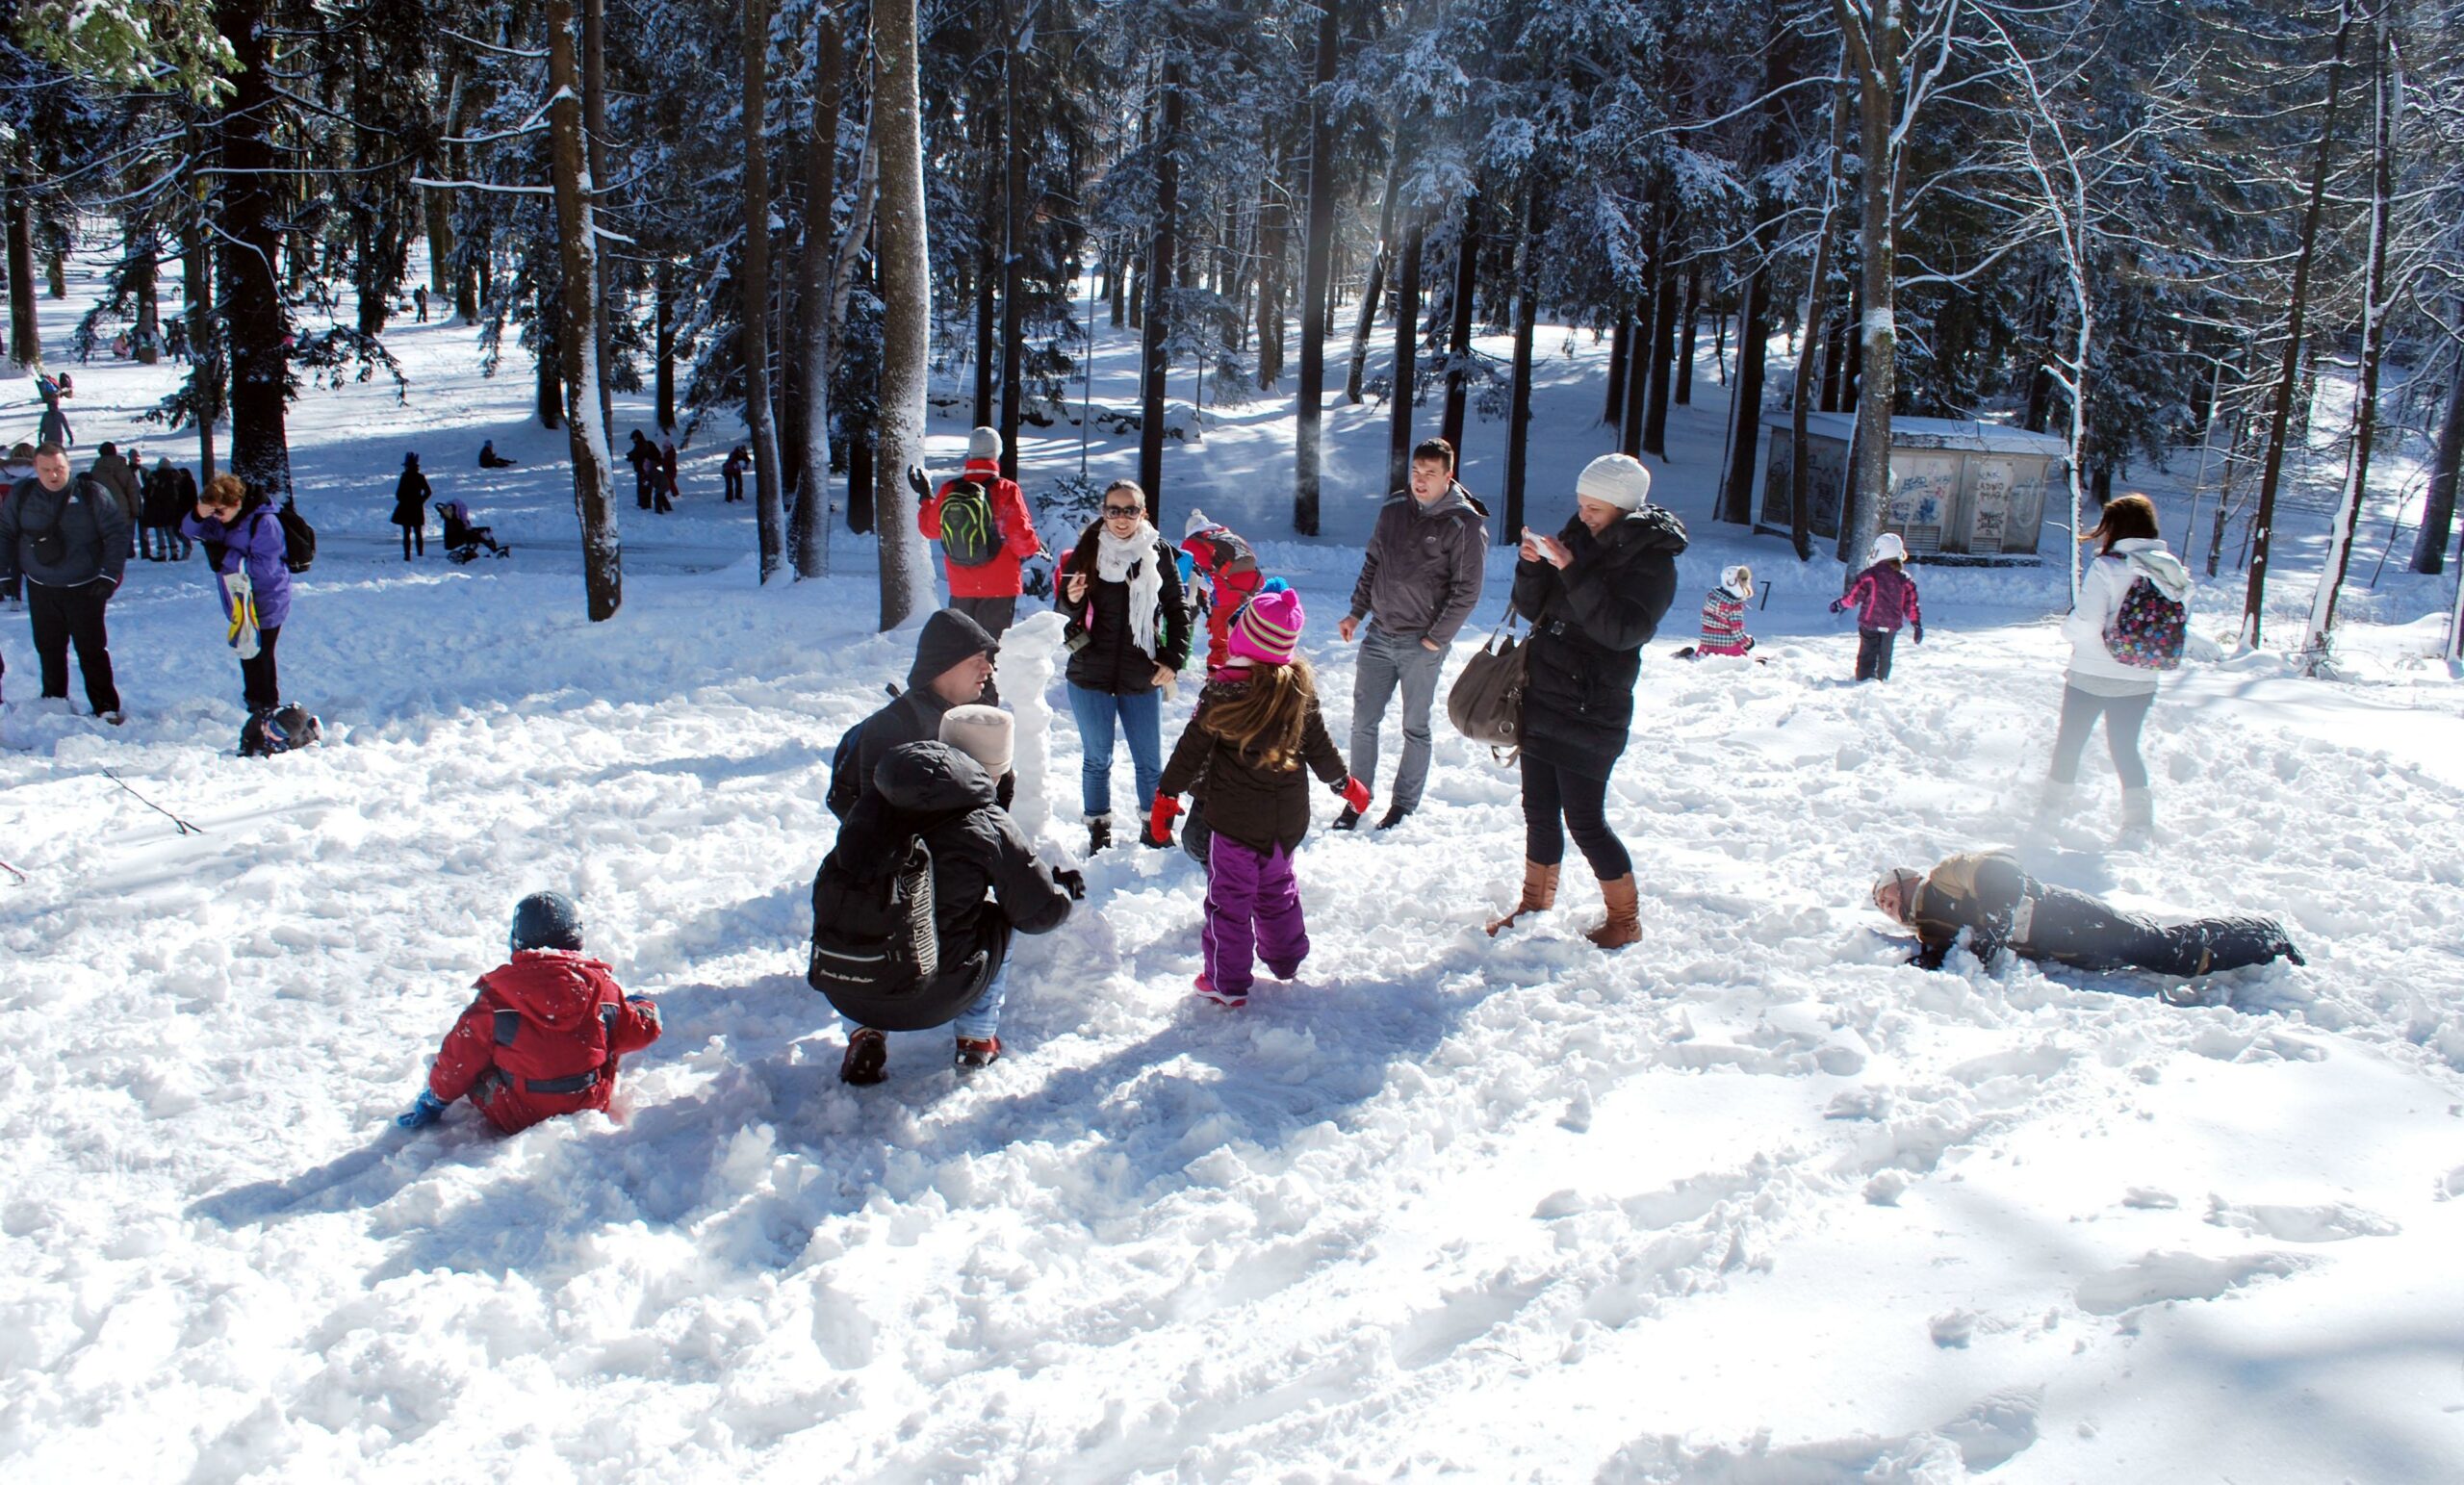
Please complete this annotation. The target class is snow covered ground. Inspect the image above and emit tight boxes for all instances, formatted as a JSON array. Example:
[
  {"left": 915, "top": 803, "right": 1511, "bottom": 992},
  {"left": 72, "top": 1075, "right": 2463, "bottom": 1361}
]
[{"left": 5, "top": 256, "right": 2463, "bottom": 1482}]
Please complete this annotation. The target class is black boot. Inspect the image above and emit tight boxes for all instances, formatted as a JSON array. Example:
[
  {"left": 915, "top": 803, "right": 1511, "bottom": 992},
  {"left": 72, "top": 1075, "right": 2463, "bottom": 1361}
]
[{"left": 1088, "top": 815, "right": 1114, "bottom": 854}]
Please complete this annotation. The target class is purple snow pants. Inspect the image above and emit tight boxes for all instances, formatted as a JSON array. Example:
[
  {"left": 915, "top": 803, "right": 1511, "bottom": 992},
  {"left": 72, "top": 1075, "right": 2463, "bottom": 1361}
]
[{"left": 1204, "top": 833, "right": 1310, "bottom": 998}]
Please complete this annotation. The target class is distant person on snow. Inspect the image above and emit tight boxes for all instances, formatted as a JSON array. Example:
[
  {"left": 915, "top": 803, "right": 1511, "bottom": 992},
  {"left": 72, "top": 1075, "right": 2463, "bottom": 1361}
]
[
  {"left": 826, "top": 607, "right": 1002, "bottom": 822},
  {"left": 396, "top": 891, "right": 663, "bottom": 1134},
  {"left": 1487, "top": 453, "right": 1685, "bottom": 950},
  {"left": 657, "top": 438, "right": 680, "bottom": 514},
  {"left": 413, "top": 284, "right": 430, "bottom": 322},
  {"left": 1872, "top": 850, "right": 2302, "bottom": 980},
  {"left": 1689, "top": 565, "right": 1757, "bottom": 658},
  {"left": 436, "top": 499, "right": 507, "bottom": 560},
  {"left": 816, "top": 716, "right": 1081, "bottom": 1085},
  {"left": 916, "top": 424, "right": 1042, "bottom": 643},
  {"left": 1336, "top": 435, "right": 1487, "bottom": 832},
  {"left": 1153, "top": 589, "right": 1367, "bottom": 1009},
  {"left": 2040, "top": 494, "right": 2191, "bottom": 842},
  {"left": 626, "top": 430, "right": 657, "bottom": 510},
  {"left": 722, "top": 445, "right": 748, "bottom": 504},
  {"left": 140, "top": 456, "right": 193, "bottom": 562},
  {"left": 182, "top": 473, "right": 294, "bottom": 726},
  {"left": 391, "top": 452, "right": 432, "bottom": 559},
  {"left": 1833, "top": 532, "right": 1922, "bottom": 681},
  {"left": 88, "top": 442, "right": 141, "bottom": 557},
  {"left": 1178, "top": 507, "right": 1274, "bottom": 673},
  {"left": 477, "top": 439, "right": 516, "bottom": 469},
  {"left": 36, "top": 370, "right": 73, "bottom": 450},
  {"left": 0, "top": 441, "right": 128, "bottom": 722}
]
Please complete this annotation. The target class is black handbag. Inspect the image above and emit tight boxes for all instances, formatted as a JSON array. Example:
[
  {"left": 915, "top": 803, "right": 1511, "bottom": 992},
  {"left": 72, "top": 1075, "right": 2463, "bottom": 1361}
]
[{"left": 1446, "top": 613, "right": 1528, "bottom": 757}]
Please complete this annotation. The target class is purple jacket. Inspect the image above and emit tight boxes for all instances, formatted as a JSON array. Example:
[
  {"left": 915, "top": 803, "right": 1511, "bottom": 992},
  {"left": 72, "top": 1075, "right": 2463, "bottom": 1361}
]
[
  {"left": 183, "top": 500, "right": 294, "bottom": 630},
  {"left": 1833, "top": 561, "right": 1920, "bottom": 634}
]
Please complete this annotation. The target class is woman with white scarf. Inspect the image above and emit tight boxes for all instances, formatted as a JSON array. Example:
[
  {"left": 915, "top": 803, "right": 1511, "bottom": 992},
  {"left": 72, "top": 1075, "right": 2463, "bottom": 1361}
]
[{"left": 1056, "top": 479, "right": 1192, "bottom": 853}]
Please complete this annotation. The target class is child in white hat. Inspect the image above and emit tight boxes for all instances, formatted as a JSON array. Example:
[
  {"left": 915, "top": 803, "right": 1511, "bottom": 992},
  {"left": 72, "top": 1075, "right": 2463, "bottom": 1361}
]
[{"left": 1831, "top": 532, "right": 1923, "bottom": 680}]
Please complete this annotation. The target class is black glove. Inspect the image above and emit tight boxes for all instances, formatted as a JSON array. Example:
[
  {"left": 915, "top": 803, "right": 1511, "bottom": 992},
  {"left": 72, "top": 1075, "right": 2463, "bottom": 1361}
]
[
  {"left": 1052, "top": 867, "right": 1087, "bottom": 901},
  {"left": 906, "top": 465, "right": 933, "bottom": 500},
  {"left": 1912, "top": 622, "right": 1925, "bottom": 645}
]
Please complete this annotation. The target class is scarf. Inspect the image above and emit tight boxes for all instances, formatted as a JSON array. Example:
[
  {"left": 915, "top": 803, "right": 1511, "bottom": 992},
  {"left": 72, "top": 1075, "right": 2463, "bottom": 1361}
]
[{"left": 1096, "top": 519, "right": 1164, "bottom": 660}]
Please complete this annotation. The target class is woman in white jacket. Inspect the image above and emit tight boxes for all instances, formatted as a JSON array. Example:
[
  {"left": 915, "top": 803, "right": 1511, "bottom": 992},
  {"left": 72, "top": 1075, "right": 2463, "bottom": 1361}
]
[{"left": 2044, "top": 495, "right": 2191, "bottom": 838}]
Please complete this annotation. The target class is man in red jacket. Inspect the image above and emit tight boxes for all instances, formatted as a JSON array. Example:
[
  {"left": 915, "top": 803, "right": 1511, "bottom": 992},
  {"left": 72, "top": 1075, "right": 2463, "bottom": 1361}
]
[
  {"left": 917, "top": 425, "right": 1041, "bottom": 642},
  {"left": 397, "top": 892, "right": 662, "bottom": 1135}
]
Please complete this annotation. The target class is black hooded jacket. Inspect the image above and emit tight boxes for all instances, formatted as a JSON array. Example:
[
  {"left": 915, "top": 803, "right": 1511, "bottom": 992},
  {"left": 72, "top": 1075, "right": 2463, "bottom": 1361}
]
[
  {"left": 817, "top": 742, "right": 1073, "bottom": 1030},
  {"left": 1054, "top": 523, "right": 1192, "bottom": 694},
  {"left": 827, "top": 608, "right": 1000, "bottom": 820},
  {"left": 1509, "top": 503, "right": 1687, "bottom": 780}
]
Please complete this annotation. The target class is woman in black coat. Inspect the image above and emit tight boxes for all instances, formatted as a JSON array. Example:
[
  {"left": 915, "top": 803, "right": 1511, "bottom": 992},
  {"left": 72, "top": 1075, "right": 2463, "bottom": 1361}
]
[
  {"left": 391, "top": 453, "right": 432, "bottom": 559},
  {"left": 1489, "top": 453, "right": 1685, "bottom": 950},
  {"left": 1054, "top": 478, "right": 1192, "bottom": 853}
]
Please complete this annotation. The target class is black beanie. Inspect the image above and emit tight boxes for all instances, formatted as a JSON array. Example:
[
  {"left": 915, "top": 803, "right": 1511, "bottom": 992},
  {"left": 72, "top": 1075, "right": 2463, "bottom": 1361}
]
[{"left": 510, "top": 891, "right": 585, "bottom": 953}]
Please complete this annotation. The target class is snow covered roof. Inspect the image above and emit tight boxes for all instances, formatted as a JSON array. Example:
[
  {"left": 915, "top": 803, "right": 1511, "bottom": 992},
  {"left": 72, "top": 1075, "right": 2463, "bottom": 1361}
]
[{"left": 1761, "top": 411, "right": 2069, "bottom": 457}]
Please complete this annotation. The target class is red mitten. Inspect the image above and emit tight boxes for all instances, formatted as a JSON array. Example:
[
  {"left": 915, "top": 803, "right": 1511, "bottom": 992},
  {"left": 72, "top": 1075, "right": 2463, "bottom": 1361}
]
[
  {"left": 1148, "top": 794, "right": 1183, "bottom": 843},
  {"left": 1338, "top": 776, "right": 1372, "bottom": 813}
]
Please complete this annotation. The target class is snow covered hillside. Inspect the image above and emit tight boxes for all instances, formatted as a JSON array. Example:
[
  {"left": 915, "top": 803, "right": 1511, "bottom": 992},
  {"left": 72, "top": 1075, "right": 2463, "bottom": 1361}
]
[{"left": 5, "top": 261, "right": 2463, "bottom": 1482}]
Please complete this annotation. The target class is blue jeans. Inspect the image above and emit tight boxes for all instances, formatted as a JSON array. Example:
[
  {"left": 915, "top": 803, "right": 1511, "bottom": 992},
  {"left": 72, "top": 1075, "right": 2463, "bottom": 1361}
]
[
  {"left": 1066, "top": 682, "right": 1162, "bottom": 820},
  {"left": 842, "top": 960, "right": 1009, "bottom": 1040}
]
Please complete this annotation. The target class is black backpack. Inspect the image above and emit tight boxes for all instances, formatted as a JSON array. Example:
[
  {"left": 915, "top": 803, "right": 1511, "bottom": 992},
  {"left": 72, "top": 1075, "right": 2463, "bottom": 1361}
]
[
  {"left": 808, "top": 833, "right": 940, "bottom": 1007},
  {"left": 938, "top": 479, "right": 1002, "bottom": 568},
  {"left": 276, "top": 498, "right": 317, "bottom": 573}
]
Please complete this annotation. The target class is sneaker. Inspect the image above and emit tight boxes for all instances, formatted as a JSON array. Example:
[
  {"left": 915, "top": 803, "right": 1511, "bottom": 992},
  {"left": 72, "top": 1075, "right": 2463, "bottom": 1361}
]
[
  {"left": 839, "top": 1027, "right": 887, "bottom": 1086},
  {"left": 1374, "top": 805, "right": 1411, "bottom": 831},
  {"left": 1331, "top": 806, "right": 1362, "bottom": 832},
  {"left": 1194, "top": 973, "right": 1246, "bottom": 1009},
  {"left": 955, "top": 1036, "right": 1002, "bottom": 1071}
]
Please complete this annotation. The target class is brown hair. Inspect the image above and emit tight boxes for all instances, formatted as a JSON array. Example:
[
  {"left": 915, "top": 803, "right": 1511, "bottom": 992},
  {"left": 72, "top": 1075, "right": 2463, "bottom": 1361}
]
[
  {"left": 1198, "top": 656, "right": 1318, "bottom": 772},
  {"left": 205, "top": 473, "right": 248, "bottom": 506},
  {"left": 1412, "top": 437, "right": 1455, "bottom": 472},
  {"left": 2086, "top": 494, "right": 2159, "bottom": 553}
]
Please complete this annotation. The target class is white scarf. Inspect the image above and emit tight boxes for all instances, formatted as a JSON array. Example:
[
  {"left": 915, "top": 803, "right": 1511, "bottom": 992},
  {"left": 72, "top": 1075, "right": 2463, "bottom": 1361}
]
[{"left": 1096, "top": 520, "right": 1164, "bottom": 660}]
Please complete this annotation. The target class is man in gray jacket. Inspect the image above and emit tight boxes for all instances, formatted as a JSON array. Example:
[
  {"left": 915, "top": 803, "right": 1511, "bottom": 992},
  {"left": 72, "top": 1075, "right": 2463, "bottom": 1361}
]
[
  {"left": 0, "top": 443, "right": 128, "bottom": 720},
  {"left": 1337, "top": 436, "right": 1488, "bottom": 830}
]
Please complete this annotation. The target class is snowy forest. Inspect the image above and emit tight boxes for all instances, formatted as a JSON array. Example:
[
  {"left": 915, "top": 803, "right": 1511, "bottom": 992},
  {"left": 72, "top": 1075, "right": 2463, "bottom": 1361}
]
[
  {"left": 10, "top": 0, "right": 2464, "bottom": 650},
  {"left": 8, "top": 1, "right": 2464, "bottom": 1480}
]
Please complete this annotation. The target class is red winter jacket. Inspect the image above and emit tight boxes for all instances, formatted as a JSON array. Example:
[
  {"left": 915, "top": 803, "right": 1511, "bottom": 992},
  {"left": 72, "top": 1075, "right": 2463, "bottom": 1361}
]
[
  {"left": 919, "top": 457, "right": 1042, "bottom": 598},
  {"left": 425, "top": 950, "right": 662, "bottom": 1134}
]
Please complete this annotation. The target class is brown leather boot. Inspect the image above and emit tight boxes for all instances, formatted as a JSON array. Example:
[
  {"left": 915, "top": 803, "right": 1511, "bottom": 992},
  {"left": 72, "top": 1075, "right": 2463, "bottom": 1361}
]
[
  {"left": 1585, "top": 874, "right": 1641, "bottom": 950},
  {"left": 1486, "top": 860, "right": 1560, "bottom": 936}
]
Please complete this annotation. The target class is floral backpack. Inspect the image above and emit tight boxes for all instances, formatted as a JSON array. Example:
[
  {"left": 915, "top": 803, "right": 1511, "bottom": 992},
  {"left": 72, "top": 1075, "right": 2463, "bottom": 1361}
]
[{"left": 2103, "top": 576, "right": 2186, "bottom": 670}]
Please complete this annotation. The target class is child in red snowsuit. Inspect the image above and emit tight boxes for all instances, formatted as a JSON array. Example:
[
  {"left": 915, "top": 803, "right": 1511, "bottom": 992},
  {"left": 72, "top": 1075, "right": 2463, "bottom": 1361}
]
[
  {"left": 1179, "top": 507, "right": 1271, "bottom": 672},
  {"left": 397, "top": 892, "right": 661, "bottom": 1134}
]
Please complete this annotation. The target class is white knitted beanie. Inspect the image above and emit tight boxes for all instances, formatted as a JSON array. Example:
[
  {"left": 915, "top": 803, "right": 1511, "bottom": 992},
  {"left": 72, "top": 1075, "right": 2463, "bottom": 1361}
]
[
  {"left": 1576, "top": 453, "right": 1652, "bottom": 512},
  {"left": 939, "top": 704, "right": 1014, "bottom": 777},
  {"left": 967, "top": 425, "right": 1003, "bottom": 463}
]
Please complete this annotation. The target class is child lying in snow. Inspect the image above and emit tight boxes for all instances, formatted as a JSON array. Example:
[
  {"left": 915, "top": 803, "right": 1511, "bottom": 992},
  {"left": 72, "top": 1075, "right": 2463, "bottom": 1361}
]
[{"left": 397, "top": 892, "right": 661, "bottom": 1134}]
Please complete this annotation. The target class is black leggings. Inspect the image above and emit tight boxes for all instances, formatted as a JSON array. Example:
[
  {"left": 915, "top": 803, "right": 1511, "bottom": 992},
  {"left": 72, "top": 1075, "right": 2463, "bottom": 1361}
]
[
  {"left": 2025, "top": 884, "right": 2297, "bottom": 977},
  {"left": 1521, "top": 755, "right": 1632, "bottom": 880},
  {"left": 401, "top": 524, "right": 424, "bottom": 558},
  {"left": 2049, "top": 684, "right": 2153, "bottom": 788}
]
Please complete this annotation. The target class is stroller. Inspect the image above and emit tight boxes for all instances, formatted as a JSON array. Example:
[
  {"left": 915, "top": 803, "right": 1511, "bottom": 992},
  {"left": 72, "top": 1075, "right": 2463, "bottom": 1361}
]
[{"left": 437, "top": 499, "right": 510, "bottom": 563}]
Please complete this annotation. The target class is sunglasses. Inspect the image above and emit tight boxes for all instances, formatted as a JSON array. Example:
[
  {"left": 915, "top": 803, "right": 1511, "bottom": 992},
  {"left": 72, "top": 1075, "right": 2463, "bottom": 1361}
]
[{"left": 1103, "top": 504, "right": 1142, "bottom": 518}]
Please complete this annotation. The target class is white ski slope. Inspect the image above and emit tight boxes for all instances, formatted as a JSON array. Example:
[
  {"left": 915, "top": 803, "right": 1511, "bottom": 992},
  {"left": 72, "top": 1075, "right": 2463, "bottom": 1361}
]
[{"left": 3, "top": 257, "right": 2462, "bottom": 1482}]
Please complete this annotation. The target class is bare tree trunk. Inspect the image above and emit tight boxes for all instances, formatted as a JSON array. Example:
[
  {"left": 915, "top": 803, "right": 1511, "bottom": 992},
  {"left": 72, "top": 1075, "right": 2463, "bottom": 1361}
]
[
  {"left": 1603, "top": 311, "right": 1630, "bottom": 424},
  {"left": 1439, "top": 191, "right": 1478, "bottom": 454},
  {"left": 1835, "top": 2, "right": 1902, "bottom": 574},
  {"left": 998, "top": 0, "right": 1027, "bottom": 483},
  {"left": 1503, "top": 181, "right": 1541, "bottom": 545},
  {"left": 1294, "top": 0, "right": 1338, "bottom": 535},
  {"left": 872, "top": 0, "right": 938, "bottom": 627},
  {"left": 185, "top": 218, "right": 220, "bottom": 481},
  {"left": 745, "top": 0, "right": 786, "bottom": 580},
  {"left": 7, "top": 183, "right": 38, "bottom": 370},
  {"left": 2208, "top": 420, "right": 2244, "bottom": 578},
  {"left": 584, "top": 0, "right": 613, "bottom": 444},
  {"left": 216, "top": 0, "right": 295, "bottom": 499},
  {"left": 1722, "top": 266, "right": 1772, "bottom": 525},
  {"left": 548, "top": 0, "right": 621, "bottom": 620},
  {"left": 1387, "top": 217, "right": 1424, "bottom": 494},
  {"left": 1642, "top": 245, "right": 1679, "bottom": 456},
  {"left": 129, "top": 220, "right": 161, "bottom": 364},
  {"left": 1791, "top": 70, "right": 1851, "bottom": 562},
  {"left": 790, "top": 11, "right": 846, "bottom": 578},
  {"left": 2415, "top": 337, "right": 2464, "bottom": 576},
  {"left": 2301, "top": 3, "right": 2395, "bottom": 670},
  {"left": 2246, "top": 5, "right": 2353, "bottom": 649},
  {"left": 1346, "top": 148, "right": 1401, "bottom": 405},
  {"left": 1674, "top": 261, "right": 1701, "bottom": 405},
  {"left": 1138, "top": 62, "right": 1183, "bottom": 510}
]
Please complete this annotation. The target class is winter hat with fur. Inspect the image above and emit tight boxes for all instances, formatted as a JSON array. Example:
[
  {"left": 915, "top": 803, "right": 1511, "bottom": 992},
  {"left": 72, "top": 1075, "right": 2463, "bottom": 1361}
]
[
  {"left": 1576, "top": 453, "right": 1653, "bottom": 512},
  {"left": 967, "top": 425, "right": 1003, "bottom": 463},
  {"left": 1229, "top": 587, "right": 1305, "bottom": 667},
  {"left": 938, "top": 704, "right": 1015, "bottom": 777},
  {"left": 1722, "top": 564, "right": 1754, "bottom": 601},
  {"left": 1185, "top": 506, "right": 1218, "bottom": 539},
  {"left": 1869, "top": 531, "right": 1909, "bottom": 564},
  {"left": 510, "top": 891, "right": 584, "bottom": 955},
  {"left": 1872, "top": 867, "right": 1926, "bottom": 924}
]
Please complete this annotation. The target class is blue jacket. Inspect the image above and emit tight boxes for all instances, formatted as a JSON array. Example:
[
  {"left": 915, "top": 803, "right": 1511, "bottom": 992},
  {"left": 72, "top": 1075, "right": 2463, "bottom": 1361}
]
[{"left": 183, "top": 499, "right": 293, "bottom": 629}]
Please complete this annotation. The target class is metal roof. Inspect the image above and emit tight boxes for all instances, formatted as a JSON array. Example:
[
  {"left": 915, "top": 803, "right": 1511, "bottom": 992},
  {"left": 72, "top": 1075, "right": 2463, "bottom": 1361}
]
[{"left": 1760, "top": 411, "right": 2069, "bottom": 456}]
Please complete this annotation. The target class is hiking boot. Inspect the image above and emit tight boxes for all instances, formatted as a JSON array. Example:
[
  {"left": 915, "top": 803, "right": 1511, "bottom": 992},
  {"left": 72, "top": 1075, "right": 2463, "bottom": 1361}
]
[
  {"left": 1194, "top": 973, "right": 1246, "bottom": 1009},
  {"left": 839, "top": 1028, "right": 887, "bottom": 1086},
  {"left": 1585, "top": 874, "right": 1641, "bottom": 951},
  {"left": 955, "top": 1036, "right": 1002, "bottom": 1071},
  {"left": 1486, "top": 860, "right": 1560, "bottom": 936},
  {"left": 1088, "top": 815, "right": 1114, "bottom": 854},
  {"left": 1374, "top": 805, "right": 1412, "bottom": 832},
  {"left": 1331, "top": 806, "right": 1362, "bottom": 832}
]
